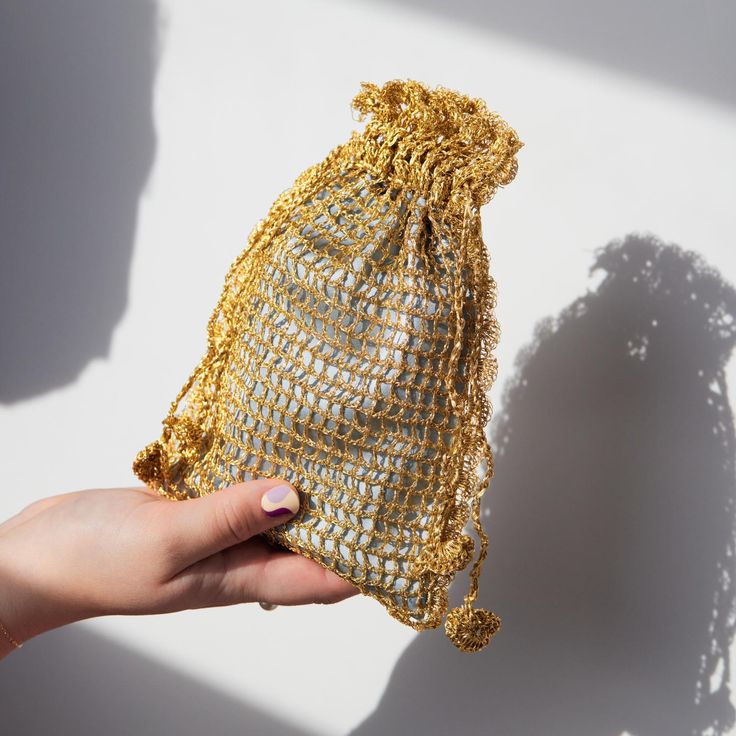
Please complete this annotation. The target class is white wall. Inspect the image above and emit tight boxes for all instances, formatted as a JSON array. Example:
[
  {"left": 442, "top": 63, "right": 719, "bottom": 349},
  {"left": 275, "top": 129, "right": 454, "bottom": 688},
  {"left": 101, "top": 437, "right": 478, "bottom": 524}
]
[{"left": 2, "top": 1, "right": 735, "bottom": 734}]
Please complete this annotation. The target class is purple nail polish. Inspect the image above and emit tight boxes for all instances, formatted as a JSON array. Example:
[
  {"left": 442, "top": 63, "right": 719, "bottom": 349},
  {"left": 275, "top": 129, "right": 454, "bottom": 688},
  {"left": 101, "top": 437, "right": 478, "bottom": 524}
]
[{"left": 261, "top": 484, "right": 299, "bottom": 517}]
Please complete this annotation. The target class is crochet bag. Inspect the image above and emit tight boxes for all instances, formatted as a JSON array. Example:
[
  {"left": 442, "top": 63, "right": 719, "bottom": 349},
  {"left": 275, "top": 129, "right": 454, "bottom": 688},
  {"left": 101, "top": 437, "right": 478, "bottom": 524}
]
[{"left": 133, "top": 79, "right": 522, "bottom": 652}]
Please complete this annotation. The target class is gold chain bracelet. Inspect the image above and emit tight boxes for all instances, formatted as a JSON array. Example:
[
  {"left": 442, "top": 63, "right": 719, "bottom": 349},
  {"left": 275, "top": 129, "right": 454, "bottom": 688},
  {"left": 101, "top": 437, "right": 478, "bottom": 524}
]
[{"left": 0, "top": 617, "right": 22, "bottom": 649}]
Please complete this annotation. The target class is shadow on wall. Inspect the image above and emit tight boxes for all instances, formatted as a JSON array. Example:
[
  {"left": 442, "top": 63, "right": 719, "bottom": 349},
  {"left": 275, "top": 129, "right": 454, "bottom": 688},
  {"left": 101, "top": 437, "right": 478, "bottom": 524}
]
[
  {"left": 0, "top": 624, "right": 313, "bottom": 736},
  {"left": 0, "top": 0, "right": 158, "bottom": 404},
  {"left": 350, "top": 234, "right": 736, "bottom": 736},
  {"left": 375, "top": 0, "right": 735, "bottom": 108}
]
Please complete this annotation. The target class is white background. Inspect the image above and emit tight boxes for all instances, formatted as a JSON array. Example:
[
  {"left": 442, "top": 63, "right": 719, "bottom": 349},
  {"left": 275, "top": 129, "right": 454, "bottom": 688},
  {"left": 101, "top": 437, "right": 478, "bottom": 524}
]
[{"left": 2, "top": 1, "right": 735, "bottom": 734}]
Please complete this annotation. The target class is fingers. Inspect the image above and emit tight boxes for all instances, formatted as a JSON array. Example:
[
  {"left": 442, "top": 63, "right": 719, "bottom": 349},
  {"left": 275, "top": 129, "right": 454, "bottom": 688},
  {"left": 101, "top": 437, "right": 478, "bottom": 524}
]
[
  {"left": 186, "top": 539, "right": 361, "bottom": 607},
  {"left": 230, "top": 543, "right": 360, "bottom": 606},
  {"left": 160, "top": 478, "right": 302, "bottom": 568}
]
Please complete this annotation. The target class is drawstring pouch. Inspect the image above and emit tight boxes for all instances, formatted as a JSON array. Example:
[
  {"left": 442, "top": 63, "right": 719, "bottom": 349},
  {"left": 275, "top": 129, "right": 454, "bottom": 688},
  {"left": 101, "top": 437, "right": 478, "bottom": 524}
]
[{"left": 133, "top": 78, "right": 522, "bottom": 652}]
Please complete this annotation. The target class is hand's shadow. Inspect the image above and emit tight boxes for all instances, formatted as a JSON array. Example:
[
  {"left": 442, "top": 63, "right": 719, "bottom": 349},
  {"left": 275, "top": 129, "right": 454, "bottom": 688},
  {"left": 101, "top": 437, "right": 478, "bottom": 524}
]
[{"left": 350, "top": 233, "right": 736, "bottom": 736}]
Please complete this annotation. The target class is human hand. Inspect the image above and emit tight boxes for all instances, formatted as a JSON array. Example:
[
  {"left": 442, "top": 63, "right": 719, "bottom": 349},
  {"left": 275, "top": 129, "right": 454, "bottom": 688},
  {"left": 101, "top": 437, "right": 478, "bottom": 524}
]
[{"left": 0, "top": 478, "right": 358, "bottom": 659}]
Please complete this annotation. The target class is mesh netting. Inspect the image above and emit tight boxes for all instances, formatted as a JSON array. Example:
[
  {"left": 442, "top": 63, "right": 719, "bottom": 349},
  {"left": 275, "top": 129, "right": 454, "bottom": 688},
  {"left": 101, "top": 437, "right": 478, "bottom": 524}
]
[{"left": 133, "top": 79, "right": 522, "bottom": 652}]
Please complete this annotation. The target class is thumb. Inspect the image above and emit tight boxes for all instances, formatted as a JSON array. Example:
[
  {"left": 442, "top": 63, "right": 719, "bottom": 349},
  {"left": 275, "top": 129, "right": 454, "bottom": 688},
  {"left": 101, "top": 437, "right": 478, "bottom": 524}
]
[{"left": 161, "top": 478, "right": 302, "bottom": 565}]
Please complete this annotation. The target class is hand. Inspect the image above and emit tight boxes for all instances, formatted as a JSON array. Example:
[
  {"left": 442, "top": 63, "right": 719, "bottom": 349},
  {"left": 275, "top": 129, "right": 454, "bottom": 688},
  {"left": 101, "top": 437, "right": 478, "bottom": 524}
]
[{"left": 0, "top": 479, "right": 358, "bottom": 659}]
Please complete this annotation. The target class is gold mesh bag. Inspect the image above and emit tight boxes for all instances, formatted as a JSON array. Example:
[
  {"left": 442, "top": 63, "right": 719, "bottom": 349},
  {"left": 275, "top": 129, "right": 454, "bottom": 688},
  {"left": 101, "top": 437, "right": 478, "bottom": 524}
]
[{"left": 133, "top": 79, "right": 522, "bottom": 653}]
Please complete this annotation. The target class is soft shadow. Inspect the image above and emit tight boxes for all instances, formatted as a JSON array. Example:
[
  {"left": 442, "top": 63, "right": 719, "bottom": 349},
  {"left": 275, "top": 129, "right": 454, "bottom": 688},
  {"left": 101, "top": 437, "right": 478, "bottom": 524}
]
[
  {"left": 0, "top": 0, "right": 158, "bottom": 403},
  {"left": 0, "top": 624, "right": 313, "bottom": 736},
  {"left": 370, "top": 0, "right": 735, "bottom": 108},
  {"left": 350, "top": 234, "right": 736, "bottom": 736}
]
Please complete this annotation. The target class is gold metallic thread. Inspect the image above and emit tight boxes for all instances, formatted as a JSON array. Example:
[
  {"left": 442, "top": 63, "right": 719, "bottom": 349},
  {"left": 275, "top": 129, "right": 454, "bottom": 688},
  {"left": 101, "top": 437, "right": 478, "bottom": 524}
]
[
  {"left": 133, "top": 79, "right": 522, "bottom": 653},
  {"left": 0, "top": 617, "right": 22, "bottom": 650}
]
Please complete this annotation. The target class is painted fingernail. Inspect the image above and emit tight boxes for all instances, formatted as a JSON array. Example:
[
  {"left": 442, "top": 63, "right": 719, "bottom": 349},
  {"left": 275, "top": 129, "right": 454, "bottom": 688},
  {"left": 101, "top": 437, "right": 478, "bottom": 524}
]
[{"left": 261, "top": 484, "right": 300, "bottom": 517}]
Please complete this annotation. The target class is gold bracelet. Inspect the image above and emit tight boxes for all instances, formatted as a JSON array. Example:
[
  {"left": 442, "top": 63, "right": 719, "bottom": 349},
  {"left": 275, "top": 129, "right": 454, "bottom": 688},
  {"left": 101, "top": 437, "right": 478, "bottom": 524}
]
[{"left": 0, "top": 617, "right": 22, "bottom": 649}]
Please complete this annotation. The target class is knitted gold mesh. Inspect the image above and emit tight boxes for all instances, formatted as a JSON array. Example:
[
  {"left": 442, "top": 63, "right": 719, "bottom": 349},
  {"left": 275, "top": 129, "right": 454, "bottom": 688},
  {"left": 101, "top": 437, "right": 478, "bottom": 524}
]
[{"left": 133, "top": 79, "right": 522, "bottom": 652}]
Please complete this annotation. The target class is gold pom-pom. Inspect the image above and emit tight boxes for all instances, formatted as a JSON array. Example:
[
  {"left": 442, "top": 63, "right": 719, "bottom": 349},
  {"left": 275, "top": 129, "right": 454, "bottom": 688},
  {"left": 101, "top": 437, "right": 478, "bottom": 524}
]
[
  {"left": 445, "top": 605, "right": 501, "bottom": 653},
  {"left": 413, "top": 532, "right": 475, "bottom": 576},
  {"left": 425, "top": 535, "right": 475, "bottom": 575},
  {"left": 132, "top": 440, "right": 166, "bottom": 488}
]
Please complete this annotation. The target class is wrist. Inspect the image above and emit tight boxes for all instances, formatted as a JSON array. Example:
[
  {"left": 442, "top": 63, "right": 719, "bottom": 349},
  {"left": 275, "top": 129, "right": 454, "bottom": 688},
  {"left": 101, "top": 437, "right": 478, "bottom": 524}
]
[{"left": 0, "top": 548, "right": 84, "bottom": 657}]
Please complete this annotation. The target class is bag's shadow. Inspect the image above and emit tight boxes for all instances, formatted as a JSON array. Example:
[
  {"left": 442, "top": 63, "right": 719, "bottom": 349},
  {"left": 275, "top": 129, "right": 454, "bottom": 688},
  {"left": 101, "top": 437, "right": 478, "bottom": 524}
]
[
  {"left": 350, "top": 233, "right": 736, "bottom": 736},
  {"left": 0, "top": 0, "right": 158, "bottom": 404}
]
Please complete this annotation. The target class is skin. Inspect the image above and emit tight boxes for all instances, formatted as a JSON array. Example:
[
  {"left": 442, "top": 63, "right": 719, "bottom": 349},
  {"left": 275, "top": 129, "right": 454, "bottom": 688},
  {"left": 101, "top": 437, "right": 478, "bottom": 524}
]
[{"left": 0, "top": 478, "right": 358, "bottom": 661}]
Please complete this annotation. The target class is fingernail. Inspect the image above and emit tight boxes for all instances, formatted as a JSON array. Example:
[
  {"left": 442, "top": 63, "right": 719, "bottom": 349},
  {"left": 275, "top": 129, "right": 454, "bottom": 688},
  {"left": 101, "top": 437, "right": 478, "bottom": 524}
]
[{"left": 261, "top": 484, "right": 300, "bottom": 517}]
